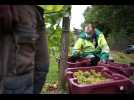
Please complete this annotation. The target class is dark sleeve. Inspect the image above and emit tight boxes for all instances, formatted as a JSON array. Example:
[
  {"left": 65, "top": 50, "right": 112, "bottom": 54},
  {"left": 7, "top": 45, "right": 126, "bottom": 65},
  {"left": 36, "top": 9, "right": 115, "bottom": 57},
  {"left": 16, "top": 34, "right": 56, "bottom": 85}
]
[
  {"left": 35, "top": 9, "right": 49, "bottom": 73},
  {"left": 34, "top": 7, "right": 49, "bottom": 93}
]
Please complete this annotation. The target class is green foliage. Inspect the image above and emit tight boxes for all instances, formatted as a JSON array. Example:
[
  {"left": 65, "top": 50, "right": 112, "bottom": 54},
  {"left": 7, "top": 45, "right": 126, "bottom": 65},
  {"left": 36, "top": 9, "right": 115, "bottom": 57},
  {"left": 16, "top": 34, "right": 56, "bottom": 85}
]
[
  {"left": 83, "top": 5, "right": 134, "bottom": 49},
  {"left": 41, "top": 5, "right": 64, "bottom": 13},
  {"left": 68, "top": 31, "right": 75, "bottom": 55},
  {"left": 38, "top": 5, "right": 72, "bottom": 55},
  {"left": 47, "top": 26, "right": 62, "bottom": 55}
]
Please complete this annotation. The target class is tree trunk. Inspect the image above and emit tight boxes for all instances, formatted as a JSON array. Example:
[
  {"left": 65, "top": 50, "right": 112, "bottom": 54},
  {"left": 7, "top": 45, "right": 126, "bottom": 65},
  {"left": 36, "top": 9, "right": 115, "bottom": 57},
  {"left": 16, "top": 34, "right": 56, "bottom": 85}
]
[{"left": 59, "top": 17, "right": 70, "bottom": 90}]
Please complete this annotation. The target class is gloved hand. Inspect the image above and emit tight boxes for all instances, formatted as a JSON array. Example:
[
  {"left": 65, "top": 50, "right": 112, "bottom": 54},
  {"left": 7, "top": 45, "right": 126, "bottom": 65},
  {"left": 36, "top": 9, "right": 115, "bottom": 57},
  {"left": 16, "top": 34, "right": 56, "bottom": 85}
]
[
  {"left": 70, "top": 55, "right": 81, "bottom": 62},
  {"left": 90, "top": 56, "right": 100, "bottom": 66}
]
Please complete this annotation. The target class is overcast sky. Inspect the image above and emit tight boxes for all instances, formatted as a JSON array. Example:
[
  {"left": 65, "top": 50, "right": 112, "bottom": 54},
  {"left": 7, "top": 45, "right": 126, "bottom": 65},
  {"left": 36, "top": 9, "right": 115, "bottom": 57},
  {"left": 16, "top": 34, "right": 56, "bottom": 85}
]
[{"left": 70, "top": 5, "right": 91, "bottom": 31}]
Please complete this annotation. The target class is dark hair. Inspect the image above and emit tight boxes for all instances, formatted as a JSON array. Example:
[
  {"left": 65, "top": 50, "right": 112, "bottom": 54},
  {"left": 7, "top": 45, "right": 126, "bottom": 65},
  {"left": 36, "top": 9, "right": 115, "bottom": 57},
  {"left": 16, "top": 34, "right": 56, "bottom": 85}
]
[{"left": 0, "top": 5, "right": 18, "bottom": 34}]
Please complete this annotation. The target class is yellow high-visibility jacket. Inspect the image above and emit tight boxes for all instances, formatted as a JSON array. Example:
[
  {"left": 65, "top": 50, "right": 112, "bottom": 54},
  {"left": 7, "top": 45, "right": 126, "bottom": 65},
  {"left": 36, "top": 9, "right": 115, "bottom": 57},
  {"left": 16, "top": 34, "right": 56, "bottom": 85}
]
[{"left": 72, "top": 28, "right": 110, "bottom": 60}]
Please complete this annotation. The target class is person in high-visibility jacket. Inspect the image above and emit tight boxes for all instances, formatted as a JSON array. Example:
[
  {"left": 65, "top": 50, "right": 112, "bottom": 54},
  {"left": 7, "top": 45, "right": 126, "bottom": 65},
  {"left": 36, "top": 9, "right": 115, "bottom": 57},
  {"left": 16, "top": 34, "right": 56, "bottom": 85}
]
[{"left": 72, "top": 23, "right": 110, "bottom": 65}]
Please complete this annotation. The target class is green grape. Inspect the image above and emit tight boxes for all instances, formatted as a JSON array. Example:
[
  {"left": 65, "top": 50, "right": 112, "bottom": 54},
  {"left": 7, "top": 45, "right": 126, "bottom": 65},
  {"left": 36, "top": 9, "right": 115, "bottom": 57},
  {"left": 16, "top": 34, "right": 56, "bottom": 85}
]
[
  {"left": 73, "top": 72, "right": 79, "bottom": 78},
  {"left": 96, "top": 72, "right": 102, "bottom": 77},
  {"left": 73, "top": 69, "right": 108, "bottom": 85},
  {"left": 83, "top": 71, "right": 90, "bottom": 78}
]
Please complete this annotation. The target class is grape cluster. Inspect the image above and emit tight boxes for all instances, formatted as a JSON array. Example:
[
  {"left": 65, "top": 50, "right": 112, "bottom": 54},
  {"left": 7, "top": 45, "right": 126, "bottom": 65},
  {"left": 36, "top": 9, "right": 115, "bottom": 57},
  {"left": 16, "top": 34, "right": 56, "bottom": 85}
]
[{"left": 73, "top": 69, "right": 108, "bottom": 85}]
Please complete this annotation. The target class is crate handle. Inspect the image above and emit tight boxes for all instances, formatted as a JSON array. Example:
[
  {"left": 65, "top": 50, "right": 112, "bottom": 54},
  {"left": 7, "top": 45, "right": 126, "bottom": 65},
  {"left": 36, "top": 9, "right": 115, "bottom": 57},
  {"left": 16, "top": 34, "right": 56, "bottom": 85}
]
[
  {"left": 102, "top": 68, "right": 113, "bottom": 77},
  {"left": 69, "top": 78, "right": 78, "bottom": 86}
]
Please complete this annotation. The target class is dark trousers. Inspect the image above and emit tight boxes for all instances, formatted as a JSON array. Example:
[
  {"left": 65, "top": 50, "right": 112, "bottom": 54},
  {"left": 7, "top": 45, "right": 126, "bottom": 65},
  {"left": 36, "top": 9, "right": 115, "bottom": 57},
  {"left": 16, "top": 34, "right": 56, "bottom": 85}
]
[
  {"left": 34, "top": 71, "right": 47, "bottom": 94},
  {"left": 2, "top": 71, "right": 47, "bottom": 94},
  {"left": 3, "top": 72, "right": 33, "bottom": 94}
]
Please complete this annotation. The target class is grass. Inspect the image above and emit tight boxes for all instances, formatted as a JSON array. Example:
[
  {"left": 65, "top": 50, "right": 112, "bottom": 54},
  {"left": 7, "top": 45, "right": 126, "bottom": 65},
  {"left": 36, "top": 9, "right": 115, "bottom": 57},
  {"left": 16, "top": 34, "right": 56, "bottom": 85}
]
[
  {"left": 111, "top": 51, "right": 134, "bottom": 80},
  {"left": 41, "top": 50, "right": 134, "bottom": 94},
  {"left": 111, "top": 51, "right": 134, "bottom": 64},
  {"left": 41, "top": 55, "right": 59, "bottom": 93},
  {"left": 45, "top": 55, "right": 59, "bottom": 83}
]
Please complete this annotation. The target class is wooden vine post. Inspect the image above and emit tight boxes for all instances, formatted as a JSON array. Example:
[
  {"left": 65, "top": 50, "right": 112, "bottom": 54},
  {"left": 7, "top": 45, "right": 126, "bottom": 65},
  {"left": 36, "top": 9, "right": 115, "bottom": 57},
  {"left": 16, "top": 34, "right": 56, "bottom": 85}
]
[{"left": 59, "top": 13, "right": 71, "bottom": 90}]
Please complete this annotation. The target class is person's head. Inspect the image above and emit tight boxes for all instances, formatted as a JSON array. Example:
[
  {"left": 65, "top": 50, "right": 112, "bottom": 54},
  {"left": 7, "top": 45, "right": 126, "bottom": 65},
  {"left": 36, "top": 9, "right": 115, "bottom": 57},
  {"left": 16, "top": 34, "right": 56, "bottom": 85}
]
[{"left": 84, "top": 23, "right": 96, "bottom": 34}]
